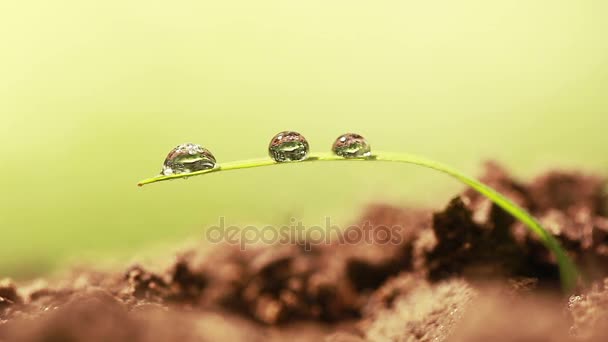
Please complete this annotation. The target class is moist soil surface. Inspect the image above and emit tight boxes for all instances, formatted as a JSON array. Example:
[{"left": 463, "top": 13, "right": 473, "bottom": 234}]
[{"left": 2, "top": 162, "right": 608, "bottom": 341}]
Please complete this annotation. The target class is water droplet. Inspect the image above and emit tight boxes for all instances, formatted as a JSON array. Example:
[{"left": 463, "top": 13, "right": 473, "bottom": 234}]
[
  {"left": 268, "top": 131, "right": 309, "bottom": 162},
  {"left": 161, "top": 143, "right": 216, "bottom": 176},
  {"left": 332, "top": 133, "right": 371, "bottom": 158}
]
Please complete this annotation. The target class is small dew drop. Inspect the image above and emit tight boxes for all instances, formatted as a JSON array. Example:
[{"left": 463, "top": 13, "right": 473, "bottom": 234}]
[
  {"left": 268, "top": 131, "right": 309, "bottom": 162},
  {"left": 332, "top": 133, "right": 371, "bottom": 158},
  {"left": 161, "top": 143, "right": 216, "bottom": 176}
]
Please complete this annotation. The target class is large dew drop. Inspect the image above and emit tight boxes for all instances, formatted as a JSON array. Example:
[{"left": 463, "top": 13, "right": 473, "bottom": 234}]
[
  {"left": 268, "top": 131, "right": 309, "bottom": 162},
  {"left": 332, "top": 133, "right": 371, "bottom": 158},
  {"left": 161, "top": 143, "right": 216, "bottom": 176}
]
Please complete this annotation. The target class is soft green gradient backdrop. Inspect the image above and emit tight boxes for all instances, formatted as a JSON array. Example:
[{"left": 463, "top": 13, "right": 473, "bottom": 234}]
[{"left": 1, "top": 1, "right": 607, "bottom": 277}]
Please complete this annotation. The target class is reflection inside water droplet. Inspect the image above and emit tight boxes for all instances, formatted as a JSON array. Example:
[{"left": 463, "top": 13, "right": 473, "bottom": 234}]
[
  {"left": 161, "top": 143, "right": 216, "bottom": 176},
  {"left": 332, "top": 133, "right": 371, "bottom": 158},
  {"left": 268, "top": 131, "right": 309, "bottom": 162}
]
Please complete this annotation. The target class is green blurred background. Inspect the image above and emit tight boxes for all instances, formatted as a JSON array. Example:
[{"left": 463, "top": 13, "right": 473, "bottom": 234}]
[{"left": 1, "top": 1, "right": 607, "bottom": 278}]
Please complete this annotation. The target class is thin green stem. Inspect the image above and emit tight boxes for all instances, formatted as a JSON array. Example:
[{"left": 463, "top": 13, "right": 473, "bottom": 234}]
[{"left": 138, "top": 151, "right": 578, "bottom": 292}]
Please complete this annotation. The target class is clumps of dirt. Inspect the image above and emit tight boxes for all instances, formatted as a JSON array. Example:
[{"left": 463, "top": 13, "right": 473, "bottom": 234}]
[
  {"left": 422, "top": 162, "right": 608, "bottom": 287},
  {"left": 569, "top": 278, "right": 608, "bottom": 340},
  {"left": 110, "top": 206, "right": 429, "bottom": 326},
  {"left": 530, "top": 170, "right": 607, "bottom": 215},
  {"left": 361, "top": 275, "right": 477, "bottom": 341},
  {"left": 449, "top": 287, "right": 571, "bottom": 341},
  {"left": 1, "top": 162, "right": 608, "bottom": 341},
  {"left": 344, "top": 206, "right": 429, "bottom": 290},
  {"left": 0, "top": 286, "right": 236, "bottom": 342},
  {"left": 121, "top": 260, "right": 208, "bottom": 303},
  {"left": 423, "top": 196, "right": 530, "bottom": 282},
  {"left": 0, "top": 280, "right": 20, "bottom": 314},
  {"left": 525, "top": 170, "right": 608, "bottom": 282},
  {"left": 242, "top": 244, "right": 359, "bottom": 324}
]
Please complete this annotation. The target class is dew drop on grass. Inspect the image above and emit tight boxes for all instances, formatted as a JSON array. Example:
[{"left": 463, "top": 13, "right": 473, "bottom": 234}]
[
  {"left": 268, "top": 131, "right": 309, "bottom": 162},
  {"left": 161, "top": 143, "right": 216, "bottom": 176},
  {"left": 332, "top": 133, "right": 371, "bottom": 158}
]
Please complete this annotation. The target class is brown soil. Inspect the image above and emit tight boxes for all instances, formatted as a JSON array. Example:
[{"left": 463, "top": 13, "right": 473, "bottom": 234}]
[{"left": 1, "top": 162, "right": 608, "bottom": 341}]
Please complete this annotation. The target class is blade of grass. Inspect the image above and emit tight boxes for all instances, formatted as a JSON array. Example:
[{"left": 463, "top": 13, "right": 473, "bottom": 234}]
[{"left": 138, "top": 151, "right": 578, "bottom": 292}]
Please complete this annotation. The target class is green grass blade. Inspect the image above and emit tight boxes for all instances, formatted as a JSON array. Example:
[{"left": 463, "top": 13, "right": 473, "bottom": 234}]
[{"left": 138, "top": 151, "right": 579, "bottom": 291}]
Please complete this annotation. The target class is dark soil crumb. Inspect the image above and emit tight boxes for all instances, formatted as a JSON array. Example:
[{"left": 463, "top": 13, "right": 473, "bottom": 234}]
[{"left": 1, "top": 162, "right": 607, "bottom": 341}]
